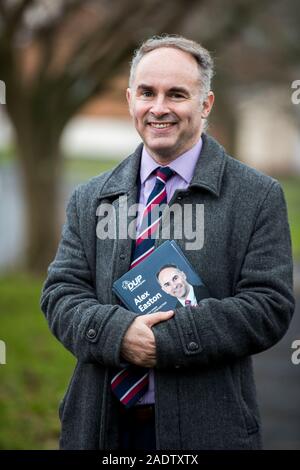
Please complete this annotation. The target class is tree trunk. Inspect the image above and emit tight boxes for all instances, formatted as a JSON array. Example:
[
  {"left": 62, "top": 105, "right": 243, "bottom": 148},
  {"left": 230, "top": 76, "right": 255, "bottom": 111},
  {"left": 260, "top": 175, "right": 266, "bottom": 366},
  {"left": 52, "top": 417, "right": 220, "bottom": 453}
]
[
  {"left": 210, "top": 77, "right": 237, "bottom": 157},
  {"left": 16, "top": 131, "right": 63, "bottom": 275}
]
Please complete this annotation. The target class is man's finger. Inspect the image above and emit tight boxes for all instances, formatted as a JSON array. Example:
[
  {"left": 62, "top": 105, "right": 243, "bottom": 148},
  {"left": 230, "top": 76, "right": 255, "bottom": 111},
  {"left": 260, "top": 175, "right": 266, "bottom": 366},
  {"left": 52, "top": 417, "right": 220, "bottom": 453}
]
[{"left": 144, "top": 310, "right": 174, "bottom": 327}]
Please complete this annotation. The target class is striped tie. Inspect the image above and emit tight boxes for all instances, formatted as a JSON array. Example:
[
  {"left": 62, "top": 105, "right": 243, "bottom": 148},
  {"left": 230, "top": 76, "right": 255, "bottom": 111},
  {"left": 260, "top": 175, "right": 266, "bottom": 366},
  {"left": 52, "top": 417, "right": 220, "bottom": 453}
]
[{"left": 111, "top": 166, "right": 174, "bottom": 407}]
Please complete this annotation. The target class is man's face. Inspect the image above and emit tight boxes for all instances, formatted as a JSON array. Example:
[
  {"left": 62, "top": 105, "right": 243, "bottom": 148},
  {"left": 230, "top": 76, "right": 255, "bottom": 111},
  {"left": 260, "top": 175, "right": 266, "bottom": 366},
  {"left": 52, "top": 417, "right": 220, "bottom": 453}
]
[
  {"left": 158, "top": 267, "right": 190, "bottom": 299},
  {"left": 127, "top": 47, "right": 214, "bottom": 163}
]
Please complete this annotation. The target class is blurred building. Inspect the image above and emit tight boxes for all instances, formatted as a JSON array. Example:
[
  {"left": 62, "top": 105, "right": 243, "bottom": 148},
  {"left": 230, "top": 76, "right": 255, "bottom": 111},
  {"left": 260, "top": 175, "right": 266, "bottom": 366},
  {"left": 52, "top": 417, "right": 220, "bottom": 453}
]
[{"left": 236, "top": 87, "right": 300, "bottom": 175}]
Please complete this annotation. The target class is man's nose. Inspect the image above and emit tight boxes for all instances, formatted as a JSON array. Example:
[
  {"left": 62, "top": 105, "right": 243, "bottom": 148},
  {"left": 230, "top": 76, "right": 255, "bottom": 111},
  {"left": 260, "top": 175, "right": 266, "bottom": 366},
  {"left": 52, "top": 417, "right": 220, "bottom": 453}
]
[{"left": 150, "top": 95, "right": 169, "bottom": 116}]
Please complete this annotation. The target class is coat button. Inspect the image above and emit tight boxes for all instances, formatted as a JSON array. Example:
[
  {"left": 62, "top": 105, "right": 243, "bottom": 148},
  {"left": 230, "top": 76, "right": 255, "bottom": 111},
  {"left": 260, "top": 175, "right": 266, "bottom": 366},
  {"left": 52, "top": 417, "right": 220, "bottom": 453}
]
[
  {"left": 87, "top": 328, "right": 97, "bottom": 339},
  {"left": 188, "top": 341, "right": 199, "bottom": 351},
  {"left": 119, "top": 254, "right": 125, "bottom": 260}
]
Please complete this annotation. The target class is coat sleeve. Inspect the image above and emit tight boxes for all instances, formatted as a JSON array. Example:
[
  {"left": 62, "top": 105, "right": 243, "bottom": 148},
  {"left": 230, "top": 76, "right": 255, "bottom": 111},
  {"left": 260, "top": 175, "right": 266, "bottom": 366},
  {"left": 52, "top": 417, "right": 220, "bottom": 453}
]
[
  {"left": 153, "top": 181, "right": 295, "bottom": 369},
  {"left": 40, "top": 188, "right": 137, "bottom": 367}
]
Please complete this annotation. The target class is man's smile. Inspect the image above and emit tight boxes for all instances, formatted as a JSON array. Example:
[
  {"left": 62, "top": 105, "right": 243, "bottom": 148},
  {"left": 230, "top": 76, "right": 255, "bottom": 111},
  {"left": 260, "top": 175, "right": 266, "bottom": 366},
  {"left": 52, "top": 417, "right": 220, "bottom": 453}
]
[
  {"left": 147, "top": 120, "right": 177, "bottom": 130},
  {"left": 149, "top": 122, "right": 175, "bottom": 128}
]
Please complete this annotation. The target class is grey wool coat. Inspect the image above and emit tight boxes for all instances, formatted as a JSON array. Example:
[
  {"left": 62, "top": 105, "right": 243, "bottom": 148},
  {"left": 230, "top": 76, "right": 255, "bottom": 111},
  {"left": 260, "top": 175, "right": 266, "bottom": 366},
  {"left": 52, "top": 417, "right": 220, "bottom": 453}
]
[{"left": 41, "top": 133, "right": 295, "bottom": 450}]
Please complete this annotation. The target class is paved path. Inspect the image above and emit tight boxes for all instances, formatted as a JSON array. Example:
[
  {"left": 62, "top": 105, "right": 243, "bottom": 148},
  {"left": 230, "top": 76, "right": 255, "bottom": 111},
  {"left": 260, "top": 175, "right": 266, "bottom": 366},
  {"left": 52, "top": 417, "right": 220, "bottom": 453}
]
[{"left": 253, "top": 292, "right": 300, "bottom": 449}]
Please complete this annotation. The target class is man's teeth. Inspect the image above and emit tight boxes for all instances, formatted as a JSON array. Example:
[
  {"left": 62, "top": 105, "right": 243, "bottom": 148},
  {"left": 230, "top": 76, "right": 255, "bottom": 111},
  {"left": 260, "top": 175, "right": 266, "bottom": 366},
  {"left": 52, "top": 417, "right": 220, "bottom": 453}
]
[{"left": 150, "top": 123, "right": 173, "bottom": 128}]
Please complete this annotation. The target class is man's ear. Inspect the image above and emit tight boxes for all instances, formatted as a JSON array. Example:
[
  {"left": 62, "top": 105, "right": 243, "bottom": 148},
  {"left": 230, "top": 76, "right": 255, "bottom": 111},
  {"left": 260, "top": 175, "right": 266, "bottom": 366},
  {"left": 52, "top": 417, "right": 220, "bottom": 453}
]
[
  {"left": 201, "top": 91, "right": 214, "bottom": 118},
  {"left": 126, "top": 88, "right": 133, "bottom": 117}
]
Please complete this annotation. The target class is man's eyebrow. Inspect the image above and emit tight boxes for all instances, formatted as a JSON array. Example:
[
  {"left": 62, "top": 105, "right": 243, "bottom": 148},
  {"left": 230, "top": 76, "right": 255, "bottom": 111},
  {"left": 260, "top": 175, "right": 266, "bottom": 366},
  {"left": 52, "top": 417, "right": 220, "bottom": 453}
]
[
  {"left": 169, "top": 86, "right": 189, "bottom": 95},
  {"left": 136, "top": 84, "right": 189, "bottom": 94},
  {"left": 136, "top": 84, "right": 154, "bottom": 91}
]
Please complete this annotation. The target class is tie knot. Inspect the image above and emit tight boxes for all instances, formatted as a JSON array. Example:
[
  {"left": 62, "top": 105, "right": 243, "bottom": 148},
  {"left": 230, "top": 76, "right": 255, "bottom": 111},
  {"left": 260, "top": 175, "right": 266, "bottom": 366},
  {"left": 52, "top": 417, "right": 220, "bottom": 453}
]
[{"left": 155, "top": 166, "right": 174, "bottom": 183}]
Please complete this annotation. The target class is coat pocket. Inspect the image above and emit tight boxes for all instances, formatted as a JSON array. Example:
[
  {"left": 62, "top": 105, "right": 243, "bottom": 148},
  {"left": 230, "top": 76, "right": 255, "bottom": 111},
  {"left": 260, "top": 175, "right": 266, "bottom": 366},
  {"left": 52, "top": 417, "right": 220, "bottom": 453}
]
[{"left": 228, "top": 363, "right": 259, "bottom": 435}]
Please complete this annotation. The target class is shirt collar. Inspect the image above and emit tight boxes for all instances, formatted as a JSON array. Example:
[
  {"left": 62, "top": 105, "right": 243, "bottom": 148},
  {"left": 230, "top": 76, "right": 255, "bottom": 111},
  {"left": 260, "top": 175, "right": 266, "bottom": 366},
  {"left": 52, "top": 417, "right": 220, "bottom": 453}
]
[{"left": 140, "top": 137, "right": 203, "bottom": 185}]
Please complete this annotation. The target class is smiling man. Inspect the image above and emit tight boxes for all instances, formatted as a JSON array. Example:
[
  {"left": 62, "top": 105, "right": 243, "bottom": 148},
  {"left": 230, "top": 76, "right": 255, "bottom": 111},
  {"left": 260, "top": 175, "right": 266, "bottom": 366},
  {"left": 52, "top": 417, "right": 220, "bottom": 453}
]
[
  {"left": 126, "top": 45, "right": 213, "bottom": 162},
  {"left": 157, "top": 265, "right": 194, "bottom": 305},
  {"left": 41, "top": 35, "right": 294, "bottom": 451},
  {"left": 156, "top": 264, "right": 209, "bottom": 307}
]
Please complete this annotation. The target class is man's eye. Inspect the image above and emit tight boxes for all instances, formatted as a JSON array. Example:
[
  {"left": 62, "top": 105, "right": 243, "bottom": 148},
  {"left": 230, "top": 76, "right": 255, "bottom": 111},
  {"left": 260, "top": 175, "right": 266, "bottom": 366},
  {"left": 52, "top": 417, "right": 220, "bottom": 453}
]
[
  {"left": 142, "top": 91, "right": 153, "bottom": 97},
  {"left": 171, "top": 93, "right": 185, "bottom": 99}
]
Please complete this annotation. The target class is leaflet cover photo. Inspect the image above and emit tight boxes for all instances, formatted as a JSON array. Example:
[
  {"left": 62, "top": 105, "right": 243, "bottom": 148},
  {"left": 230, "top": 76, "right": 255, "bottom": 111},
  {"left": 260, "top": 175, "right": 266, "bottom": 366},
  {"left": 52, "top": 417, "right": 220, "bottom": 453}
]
[{"left": 113, "top": 240, "right": 210, "bottom": 313}]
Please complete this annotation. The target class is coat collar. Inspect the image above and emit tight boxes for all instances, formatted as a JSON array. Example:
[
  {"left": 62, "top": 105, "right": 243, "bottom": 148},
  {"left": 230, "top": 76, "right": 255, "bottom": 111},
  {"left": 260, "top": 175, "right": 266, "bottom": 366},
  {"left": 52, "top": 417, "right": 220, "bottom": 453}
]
[
  {"left": 98, "top": 134, "right": 226, "bottom": 199},
  {"left": 98, "top": 144, "right": 143, "bottom": 199},
  {"left": 189, "top": 133, "right": 226, "bottom": 197}
]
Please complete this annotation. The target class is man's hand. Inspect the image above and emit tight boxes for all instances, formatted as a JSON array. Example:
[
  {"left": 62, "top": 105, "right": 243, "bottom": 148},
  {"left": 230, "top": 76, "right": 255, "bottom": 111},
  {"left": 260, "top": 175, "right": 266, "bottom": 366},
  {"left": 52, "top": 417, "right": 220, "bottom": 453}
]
[{"left": 121, "top": 310, "right": 174, "bottom": 367}]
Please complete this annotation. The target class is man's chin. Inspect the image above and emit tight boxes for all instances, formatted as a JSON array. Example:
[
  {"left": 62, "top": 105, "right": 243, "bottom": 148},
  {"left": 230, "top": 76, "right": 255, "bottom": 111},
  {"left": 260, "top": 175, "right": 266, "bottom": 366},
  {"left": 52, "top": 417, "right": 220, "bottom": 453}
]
[
  {"left": 144, "top": 140, "right": 179, "bottom": 160},
  {"left": 175, "top": 291, "right": 185, "bottom": 299}
]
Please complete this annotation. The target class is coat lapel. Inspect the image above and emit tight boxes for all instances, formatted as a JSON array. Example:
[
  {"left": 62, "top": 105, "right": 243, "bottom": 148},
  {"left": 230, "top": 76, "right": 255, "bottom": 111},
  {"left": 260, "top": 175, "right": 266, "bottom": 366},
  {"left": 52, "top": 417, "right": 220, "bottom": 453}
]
[
  {"left": 189, "top": 133, "right": 227, "bottom": 197},
  {"left": 95, "top": 145, "right": 142, "bottom": 303}
]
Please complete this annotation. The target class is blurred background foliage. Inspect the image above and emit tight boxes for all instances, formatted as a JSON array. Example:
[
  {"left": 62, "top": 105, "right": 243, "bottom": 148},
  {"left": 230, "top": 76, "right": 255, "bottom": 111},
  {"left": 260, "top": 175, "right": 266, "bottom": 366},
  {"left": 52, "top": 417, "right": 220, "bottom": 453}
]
[{"left": 0, "top": 0, "right": 299, "bottom": 449}]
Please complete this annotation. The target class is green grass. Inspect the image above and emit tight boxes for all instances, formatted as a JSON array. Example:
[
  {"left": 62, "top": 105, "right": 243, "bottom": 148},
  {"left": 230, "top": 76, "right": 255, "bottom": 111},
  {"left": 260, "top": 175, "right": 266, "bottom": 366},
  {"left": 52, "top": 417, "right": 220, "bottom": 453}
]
[
  {"left": 63, "top": 154, "right": 121, "bottom": 181},
  {"left": 0, "top": 275, "right": 75, "bottom": 449},
  {"left": 0, "top": 146, "right": 121, "bottom": 180},
  {"left": 278, "top": 178, "right": 300, "bottom": 261},
  {"left": 0, "top": 146, "right": 16, "bottom": 165}
]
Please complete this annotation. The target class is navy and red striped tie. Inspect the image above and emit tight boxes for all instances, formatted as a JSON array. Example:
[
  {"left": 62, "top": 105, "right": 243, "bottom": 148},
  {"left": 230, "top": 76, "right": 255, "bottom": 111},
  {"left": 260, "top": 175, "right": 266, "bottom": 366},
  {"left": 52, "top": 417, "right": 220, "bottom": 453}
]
[{"left": 111, "top": 166, "right": 174, "bottom": 407}]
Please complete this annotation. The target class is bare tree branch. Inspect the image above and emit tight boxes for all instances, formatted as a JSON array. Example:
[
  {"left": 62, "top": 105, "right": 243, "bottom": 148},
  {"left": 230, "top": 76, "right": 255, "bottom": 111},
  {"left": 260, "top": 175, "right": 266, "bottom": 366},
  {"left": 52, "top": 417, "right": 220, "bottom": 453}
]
[
  {"left": 5, "top": 0, "right": 35, "bottom": 36},
  {"left": 58, "top": 0, "right": 200, "bottom": 123},
  {"left": 204, "top": 0, "right": 274, "bottom": 51},
  {"left": 34, "top": 0, "right": 89, "bottom": 86},
  {"left": 0, "top": 1, "right": 7, "bottom": 20},
  {"left": 57, "top": 0, "right": 141, "bottom": 80}
]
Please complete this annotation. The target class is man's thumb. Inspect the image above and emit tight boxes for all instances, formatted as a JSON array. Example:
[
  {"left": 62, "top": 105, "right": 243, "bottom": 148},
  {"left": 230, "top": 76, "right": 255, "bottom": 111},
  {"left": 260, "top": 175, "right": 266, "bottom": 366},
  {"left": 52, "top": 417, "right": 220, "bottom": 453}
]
[{"left": 145, "top": 310, "right": 174, "bottom": 327}]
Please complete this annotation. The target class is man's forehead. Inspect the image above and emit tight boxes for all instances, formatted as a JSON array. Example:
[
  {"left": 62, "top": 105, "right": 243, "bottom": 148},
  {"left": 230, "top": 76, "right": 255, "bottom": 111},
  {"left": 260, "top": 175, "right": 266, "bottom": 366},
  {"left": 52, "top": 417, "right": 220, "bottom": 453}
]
[
  {"left": 138, "top": 46, "right": 197, "bottom": 66},
  {"left": 133, "top": 47, "right": 200, "bottom": 84},
  {"left": 159, "top": 267, "right": 180, "bottom": 280}
]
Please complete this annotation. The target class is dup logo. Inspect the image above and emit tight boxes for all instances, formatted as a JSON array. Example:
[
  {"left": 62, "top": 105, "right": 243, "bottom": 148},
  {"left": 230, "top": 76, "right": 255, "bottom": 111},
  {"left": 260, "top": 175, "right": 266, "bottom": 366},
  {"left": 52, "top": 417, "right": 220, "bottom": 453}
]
[
  {"left": 122, "top": 275, "right": 143, "bottom": 291},
  {"left": 0, "top": 80, "right": 6, "bottom": 105}
]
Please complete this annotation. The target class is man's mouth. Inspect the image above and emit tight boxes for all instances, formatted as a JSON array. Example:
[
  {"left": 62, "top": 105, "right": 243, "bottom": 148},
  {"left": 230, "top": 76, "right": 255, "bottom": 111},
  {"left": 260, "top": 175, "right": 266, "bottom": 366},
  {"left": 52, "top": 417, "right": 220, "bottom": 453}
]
[{"left": 148, "top": 122, "right": 176, "bottom": 129}]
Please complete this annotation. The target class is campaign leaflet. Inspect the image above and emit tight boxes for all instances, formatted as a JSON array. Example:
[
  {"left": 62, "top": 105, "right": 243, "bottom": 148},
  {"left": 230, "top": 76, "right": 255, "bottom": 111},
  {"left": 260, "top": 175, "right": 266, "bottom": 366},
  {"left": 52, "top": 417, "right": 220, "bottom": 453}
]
[{"left": 113, "top": 240, "right": 209, "bottom": 313}]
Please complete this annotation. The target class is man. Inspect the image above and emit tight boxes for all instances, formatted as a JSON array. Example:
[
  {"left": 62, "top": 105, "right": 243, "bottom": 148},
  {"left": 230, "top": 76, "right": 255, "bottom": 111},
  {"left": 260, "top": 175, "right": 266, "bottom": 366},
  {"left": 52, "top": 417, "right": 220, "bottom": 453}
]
[
  {"left": 41, "top": 35, "right": 294, "bottom": 450},
  {"left": 156, "top": 264, "right": 209, "bottom": 307}
]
